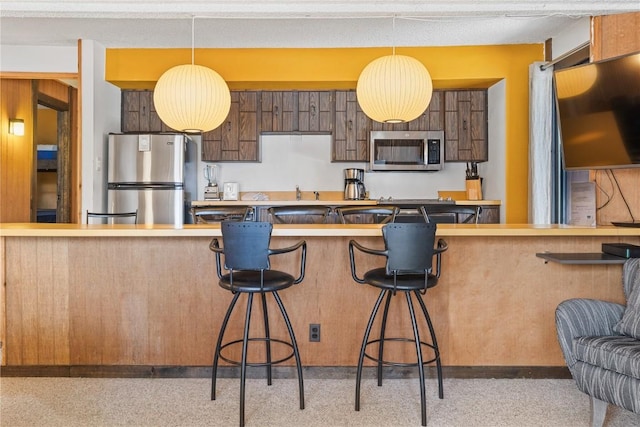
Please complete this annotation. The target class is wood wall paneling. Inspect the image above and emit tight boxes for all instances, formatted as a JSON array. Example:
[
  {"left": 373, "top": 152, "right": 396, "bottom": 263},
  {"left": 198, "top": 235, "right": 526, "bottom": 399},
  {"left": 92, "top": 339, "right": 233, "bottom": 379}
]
[
  {"left": 591, "top": 12, "right": 640, "bottom": 226},
  {"left": 1, "top": 79, "right": 35, "bottom": 223},
  {"left": 4, "top": 237, "right": 70, "bottom": 365},
  {"left": 3, "top": 234, "right": 635, "bottom": 368}
]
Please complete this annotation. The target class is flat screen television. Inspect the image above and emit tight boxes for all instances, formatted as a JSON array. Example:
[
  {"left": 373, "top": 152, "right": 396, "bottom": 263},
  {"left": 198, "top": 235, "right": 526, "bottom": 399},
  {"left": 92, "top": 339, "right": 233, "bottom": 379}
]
[{"left": 554, "top": 51, "right": 640, "bottom": 171}]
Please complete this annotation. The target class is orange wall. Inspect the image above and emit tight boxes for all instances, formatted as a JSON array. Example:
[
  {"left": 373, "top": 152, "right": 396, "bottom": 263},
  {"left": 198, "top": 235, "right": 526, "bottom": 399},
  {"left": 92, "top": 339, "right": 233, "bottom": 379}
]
[{"left": 106, "top": 45, "right": 544, "bottom": 223}]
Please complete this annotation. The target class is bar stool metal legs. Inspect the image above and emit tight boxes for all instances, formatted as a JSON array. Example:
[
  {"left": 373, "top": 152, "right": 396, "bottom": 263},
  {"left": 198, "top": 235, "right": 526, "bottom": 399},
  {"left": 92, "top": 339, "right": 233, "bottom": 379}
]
[
  {"left": 355, "top": 288, "right": 443, "bottom": 427},
  {"left": 211, "top": 290, "right": 304, "bottom": 427}
]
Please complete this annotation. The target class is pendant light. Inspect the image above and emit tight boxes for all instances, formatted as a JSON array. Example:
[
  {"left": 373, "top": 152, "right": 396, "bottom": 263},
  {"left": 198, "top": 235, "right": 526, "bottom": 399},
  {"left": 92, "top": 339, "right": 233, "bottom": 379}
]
[
  {"left": 154, "top": 17, "right": 231, "bottom": 133},
  {"left": 356, "top": 17, "right": 433, "bottom": 124}
]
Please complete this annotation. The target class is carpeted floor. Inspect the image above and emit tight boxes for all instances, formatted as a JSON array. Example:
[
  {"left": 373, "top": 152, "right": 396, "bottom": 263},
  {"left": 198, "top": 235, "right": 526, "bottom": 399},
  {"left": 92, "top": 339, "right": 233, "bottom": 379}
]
[{"left": 1, "top": 377, "right": 639, "bottom": 426}]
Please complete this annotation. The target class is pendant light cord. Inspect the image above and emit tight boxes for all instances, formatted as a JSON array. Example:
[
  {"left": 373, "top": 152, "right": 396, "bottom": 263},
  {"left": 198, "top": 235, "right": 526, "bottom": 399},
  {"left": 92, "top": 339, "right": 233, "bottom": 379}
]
[
  {"left": 392, "top": 15, "right": 396, "bottom": 56},
  {"left": 191, "top": 15, "right": 195, "bottom": 65}
]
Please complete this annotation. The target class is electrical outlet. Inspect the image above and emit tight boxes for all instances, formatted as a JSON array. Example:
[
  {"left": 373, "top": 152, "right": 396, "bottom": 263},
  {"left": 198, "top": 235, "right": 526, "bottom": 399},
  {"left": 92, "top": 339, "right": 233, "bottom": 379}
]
[{"left": 309, "top": 323, "right": 320, "bottom": 342}]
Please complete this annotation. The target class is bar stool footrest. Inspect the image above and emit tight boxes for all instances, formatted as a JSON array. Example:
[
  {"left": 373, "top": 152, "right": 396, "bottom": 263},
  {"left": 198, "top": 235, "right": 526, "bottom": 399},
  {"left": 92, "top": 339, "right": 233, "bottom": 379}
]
[
  {"left": 219, "top": 337, "right": 296, "bottom": 367},
  {"left": 363, "top": 337, "right": 439, "bottom": 367}
]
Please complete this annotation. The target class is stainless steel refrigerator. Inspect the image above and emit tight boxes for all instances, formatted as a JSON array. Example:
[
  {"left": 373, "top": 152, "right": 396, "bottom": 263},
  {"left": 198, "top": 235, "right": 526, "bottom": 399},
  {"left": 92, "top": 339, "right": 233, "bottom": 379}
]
[{"left": 107, "top": 133, "right": 196, "bottom": 227}]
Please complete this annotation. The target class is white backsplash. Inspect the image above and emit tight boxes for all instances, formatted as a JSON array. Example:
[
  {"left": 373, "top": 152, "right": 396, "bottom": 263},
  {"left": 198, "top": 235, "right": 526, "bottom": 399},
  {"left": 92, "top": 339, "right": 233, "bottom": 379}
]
[{"left": 195, "top": 134, "right": 470, "bottom": 200}]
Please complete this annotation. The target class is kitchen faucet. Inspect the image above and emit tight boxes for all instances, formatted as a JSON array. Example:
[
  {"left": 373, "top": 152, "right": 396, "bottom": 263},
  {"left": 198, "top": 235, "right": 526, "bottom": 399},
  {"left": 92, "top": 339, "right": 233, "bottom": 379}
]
[{"left": 296, "top": 185, "right": 301, "bottom": 201}]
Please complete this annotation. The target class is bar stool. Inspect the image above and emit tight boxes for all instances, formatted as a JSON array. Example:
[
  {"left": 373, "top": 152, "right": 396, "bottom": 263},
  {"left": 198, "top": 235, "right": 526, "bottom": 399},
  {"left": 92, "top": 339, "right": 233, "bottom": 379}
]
[
  {"left": 336, "top": 205, "right": 399, "bottom": 224},
  {"left": 191, "top": 206, "right": 253, "bottom": 223},
  {"left": 268, "top": 205, "right": 332, "bottom": 224},
  {"left": 348, "top": 222, "right": 448, "bottom": 426},
  {"left": 420, "top": 204, "right": 482, "bottom": 224},
  {"left": 208, "top": 221, "right": 307, "bottom": 427}
]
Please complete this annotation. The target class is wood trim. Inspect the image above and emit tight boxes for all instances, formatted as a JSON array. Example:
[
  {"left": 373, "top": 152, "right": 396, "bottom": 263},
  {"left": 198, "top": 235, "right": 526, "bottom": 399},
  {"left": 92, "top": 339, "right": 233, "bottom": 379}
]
[
  {"left": 591, "top": 12, "right": 640, "bottom": 61},
  {"left": 0, "top": 365, "right": 572, "bottom": 379},
  {"left": 74, "top": 39, "right": 83, "bottom": 224},
  {"left": 591, "top": 12, "right": 640, "bottom": 227},
  {"left": 0, "top": 72, "right": 77, "bottom": 80},
  {"left": 0, "top": 237, "right": 5, "bottom": 365}
]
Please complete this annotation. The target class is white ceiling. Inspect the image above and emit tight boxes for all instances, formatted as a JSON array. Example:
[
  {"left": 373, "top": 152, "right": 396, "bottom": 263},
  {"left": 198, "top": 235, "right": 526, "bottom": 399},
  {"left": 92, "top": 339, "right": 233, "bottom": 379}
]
[{"left": 1, "top": 1, "right": 639, "bottom": 48}]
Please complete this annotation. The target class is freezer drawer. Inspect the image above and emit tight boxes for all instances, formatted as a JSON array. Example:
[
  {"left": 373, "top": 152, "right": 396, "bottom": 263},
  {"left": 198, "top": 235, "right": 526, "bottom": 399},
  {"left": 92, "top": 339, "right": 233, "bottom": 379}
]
[{"left": 108, "top": 187, "right": 184, "bottom": 226}]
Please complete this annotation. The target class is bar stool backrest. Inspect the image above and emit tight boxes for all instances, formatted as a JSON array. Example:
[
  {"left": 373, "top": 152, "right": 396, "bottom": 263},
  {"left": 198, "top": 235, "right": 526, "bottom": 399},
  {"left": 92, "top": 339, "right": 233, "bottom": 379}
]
[
  {"left": 268, "top": 206, "right": 331, "bottom": 224},
  {"left": 382, "top": 223, "right": 437, "bottom": 275},
  {"left": 337, "top": 205, "right": 399, "bottom": 224},
  {"left": 192, "top": 206, "right": 252, "bottom": 223},
  {"left": 221, "top": 222, "right": 272, "bottom": 271},
  {"left": 420, "top": 204, "right": 481, "bottom": 224}
]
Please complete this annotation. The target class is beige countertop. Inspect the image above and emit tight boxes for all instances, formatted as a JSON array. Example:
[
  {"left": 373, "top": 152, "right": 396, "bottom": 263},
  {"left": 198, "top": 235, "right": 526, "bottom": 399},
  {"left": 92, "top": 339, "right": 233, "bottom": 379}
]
[
  {"left": 191, "top": 199, "right": 501, "bottom": 207},
  {"left": 2, "top": 223, "right": 638, "bottom": 238}
]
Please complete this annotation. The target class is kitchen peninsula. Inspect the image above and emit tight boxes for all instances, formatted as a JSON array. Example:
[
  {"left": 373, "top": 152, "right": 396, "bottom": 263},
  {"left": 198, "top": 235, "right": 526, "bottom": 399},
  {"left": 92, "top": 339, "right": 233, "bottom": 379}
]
[{"left": 2, "top": 222, "right": 638, "bottom": 376}]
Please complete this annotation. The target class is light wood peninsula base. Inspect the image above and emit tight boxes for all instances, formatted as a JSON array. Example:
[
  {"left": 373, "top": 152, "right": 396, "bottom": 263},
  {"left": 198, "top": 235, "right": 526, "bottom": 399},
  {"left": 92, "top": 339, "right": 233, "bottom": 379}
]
[{"left": 1, "top": 224, "right": 638, "bottom": 373}]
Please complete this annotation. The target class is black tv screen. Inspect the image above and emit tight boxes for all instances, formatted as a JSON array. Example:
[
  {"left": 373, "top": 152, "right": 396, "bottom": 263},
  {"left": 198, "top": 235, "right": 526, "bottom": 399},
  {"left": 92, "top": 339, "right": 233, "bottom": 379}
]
[{"left": 554, "top": 51, "right": 640, "bottom": 170}]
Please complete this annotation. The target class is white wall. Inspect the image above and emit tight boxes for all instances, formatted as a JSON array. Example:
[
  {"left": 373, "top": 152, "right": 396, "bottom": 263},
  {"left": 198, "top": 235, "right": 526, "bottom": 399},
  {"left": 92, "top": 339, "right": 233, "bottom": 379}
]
[
  {"left": 0, "top": 45, "right": 77, "bottom": 73},
  {"left": 194, "top": 134, "right": 472, "bottom": 201},
  {"left": 551, "top": 17, "right": 590, "bottom": 59},
  {"left": 484, "top": 80, "right": 507, "bottom": 223},
  {"left": 80, "top": 40, "right": 122, "bottom": 218}
]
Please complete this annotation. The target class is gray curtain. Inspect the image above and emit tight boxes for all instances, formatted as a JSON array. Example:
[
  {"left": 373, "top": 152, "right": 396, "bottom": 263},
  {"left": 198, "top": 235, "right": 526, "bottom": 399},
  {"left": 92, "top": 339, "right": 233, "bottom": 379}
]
[{"left": 528, "top": 62, "right": 554, "bottom": 224}]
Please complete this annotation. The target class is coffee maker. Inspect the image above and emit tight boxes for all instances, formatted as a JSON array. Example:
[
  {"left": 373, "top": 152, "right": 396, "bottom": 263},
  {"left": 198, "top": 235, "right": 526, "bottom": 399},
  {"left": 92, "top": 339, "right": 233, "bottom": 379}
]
[{"left": 344, "top": 168, "right": 366, "bottom": 200}]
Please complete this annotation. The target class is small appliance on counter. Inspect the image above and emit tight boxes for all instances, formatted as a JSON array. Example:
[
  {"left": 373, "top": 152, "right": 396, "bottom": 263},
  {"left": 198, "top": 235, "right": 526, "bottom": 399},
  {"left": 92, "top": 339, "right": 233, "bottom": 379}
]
[
  {"left": 223, "top": 182, "right": 239, "bottom": 200},
  {"left": 203, "top": 164, "right": 220, "bottom": 200},
  {"left": 344, "top": 168, "right": 366, "bottom": 200}
]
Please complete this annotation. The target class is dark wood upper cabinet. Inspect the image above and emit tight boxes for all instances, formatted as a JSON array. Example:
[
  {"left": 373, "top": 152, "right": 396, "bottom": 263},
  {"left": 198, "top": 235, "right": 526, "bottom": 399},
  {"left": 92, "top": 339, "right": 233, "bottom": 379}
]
[
  {"left": 297, "top": 91, "right": 334, "bottom": 133},
  {"left": 333, "top": 90, "right": 370, "bottom": 161},
  {"left": 260, "top": 91, "right": 296, "bottom": 133},
  {"left": 202, "top": 91, "right": 260, "bottom": 162},
  {"left": 444, "top": 90, "right": 488, "bottom": 162},
  {"left": 121, "top": 90, "right": 168, "bottom": 133},
  {"left": 121, "top": 88, "right": 486, "bottom": 163}
]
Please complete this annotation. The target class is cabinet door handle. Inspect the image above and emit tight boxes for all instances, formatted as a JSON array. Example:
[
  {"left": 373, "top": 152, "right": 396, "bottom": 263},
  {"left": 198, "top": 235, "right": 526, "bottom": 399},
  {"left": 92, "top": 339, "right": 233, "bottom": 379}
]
[
  {"left": 311, "top": 104, "right": 316, "bottom": 116},
  {"left": 348, "top": 120, "right": 353, "bottom": 130},
  {"left": 463, "top": 119, "right": 468, "bottom": 131},
  {"left": 227, "top": 121, "right": 232, "bottom": 131},
  {"left": 274, "top": 105, "right": 279, "bottom": 116}
]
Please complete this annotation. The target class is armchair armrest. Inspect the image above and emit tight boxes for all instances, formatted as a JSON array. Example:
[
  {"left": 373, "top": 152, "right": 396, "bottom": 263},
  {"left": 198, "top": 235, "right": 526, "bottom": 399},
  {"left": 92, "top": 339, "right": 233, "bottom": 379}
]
[
  {"left": 269, "top": 240, "right": 307, "bottom": 284},
  {"left": 555, "top": 298, "right": 625, "bottom": 368},
  {"left": 348, "top": 239, "right": 387, "bottom": 284}
]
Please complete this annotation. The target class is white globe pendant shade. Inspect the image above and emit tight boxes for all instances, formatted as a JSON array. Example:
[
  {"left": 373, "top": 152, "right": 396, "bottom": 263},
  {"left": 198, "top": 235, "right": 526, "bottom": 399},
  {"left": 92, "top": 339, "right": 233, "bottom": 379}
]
[
  {"left": 356, "top": 54, "right": 433, "bottom": 123},
  {"left": 153, "top": 64, "right": 231, "bottom": 133}
]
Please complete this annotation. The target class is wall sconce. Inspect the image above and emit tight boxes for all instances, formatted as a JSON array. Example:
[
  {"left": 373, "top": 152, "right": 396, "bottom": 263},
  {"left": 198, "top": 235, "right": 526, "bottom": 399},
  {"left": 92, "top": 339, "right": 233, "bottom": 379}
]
[{"left": 9, "top": 118, "right": 25, "bottom": 136}]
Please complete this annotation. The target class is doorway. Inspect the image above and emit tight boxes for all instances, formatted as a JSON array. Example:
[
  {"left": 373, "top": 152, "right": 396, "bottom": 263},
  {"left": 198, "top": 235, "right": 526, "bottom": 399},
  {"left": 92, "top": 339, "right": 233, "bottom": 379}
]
[{"left": 34, "top": 80, "right": 76, "bottom": 223}]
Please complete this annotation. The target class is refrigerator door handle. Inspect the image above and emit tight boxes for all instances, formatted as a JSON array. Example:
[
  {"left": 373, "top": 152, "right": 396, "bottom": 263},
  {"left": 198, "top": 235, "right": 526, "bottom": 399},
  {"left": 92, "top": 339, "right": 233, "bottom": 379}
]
[{"left": 108, "top": 183, "right": 183, "bottom": 190}]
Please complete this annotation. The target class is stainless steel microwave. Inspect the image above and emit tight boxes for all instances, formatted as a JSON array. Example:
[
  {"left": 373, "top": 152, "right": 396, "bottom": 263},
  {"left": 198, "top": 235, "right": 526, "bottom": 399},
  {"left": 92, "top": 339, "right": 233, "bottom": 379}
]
[{"left": 369, "top": 130, "right": 444, "bottom": 171}]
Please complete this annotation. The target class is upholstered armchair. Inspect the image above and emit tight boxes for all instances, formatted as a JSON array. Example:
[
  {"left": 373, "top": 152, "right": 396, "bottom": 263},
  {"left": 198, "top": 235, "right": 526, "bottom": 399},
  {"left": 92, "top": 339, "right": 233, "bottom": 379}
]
[{"left": 556, "top": 258, "right": 640, "bottom": 427}]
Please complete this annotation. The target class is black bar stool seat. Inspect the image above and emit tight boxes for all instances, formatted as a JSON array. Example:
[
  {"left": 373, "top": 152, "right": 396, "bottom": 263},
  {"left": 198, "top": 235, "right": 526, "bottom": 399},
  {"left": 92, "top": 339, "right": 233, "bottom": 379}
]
[
  {"left": 217, "top": 270, "right": 295, "bottom": 293},
  {"left": 362, "top": 268, "right": 440, "bottom": 291}
]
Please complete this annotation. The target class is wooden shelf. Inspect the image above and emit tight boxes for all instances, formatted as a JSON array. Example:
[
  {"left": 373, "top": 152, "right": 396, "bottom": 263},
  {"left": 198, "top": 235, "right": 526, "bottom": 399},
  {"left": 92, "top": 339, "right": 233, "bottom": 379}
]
[{"left": 536, "top": 252, "right": 627, "bottom": 265}]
